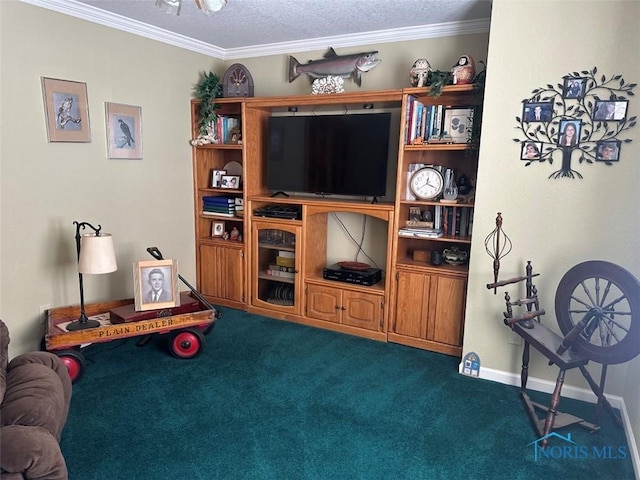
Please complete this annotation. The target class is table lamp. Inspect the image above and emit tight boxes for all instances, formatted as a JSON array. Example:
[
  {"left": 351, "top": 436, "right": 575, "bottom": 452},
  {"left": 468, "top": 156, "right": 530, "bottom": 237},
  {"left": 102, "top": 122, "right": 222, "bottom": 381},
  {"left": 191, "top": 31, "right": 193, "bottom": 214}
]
[{"left": 67, "top": 221, "right": 117, "bottom": 331}]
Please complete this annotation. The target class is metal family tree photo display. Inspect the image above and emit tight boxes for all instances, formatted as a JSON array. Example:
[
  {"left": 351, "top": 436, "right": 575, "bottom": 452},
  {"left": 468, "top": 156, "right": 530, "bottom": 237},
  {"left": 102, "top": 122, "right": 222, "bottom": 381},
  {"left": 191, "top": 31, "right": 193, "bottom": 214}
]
[
  {"left": 514, "top": 66, "right": 637, "bottom": 179},
  {"left": 106, "top": 102, "right": 142, "bottom": 159}
]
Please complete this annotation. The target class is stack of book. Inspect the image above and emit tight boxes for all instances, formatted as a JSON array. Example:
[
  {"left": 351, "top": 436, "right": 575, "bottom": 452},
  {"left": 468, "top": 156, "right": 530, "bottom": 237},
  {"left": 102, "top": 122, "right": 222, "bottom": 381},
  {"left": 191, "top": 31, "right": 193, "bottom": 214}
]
[
  {"left": 203, "top": 196, "right": 235, "bottom": 217},
  {"left": 275, "top": 250, "right": 295, "bottom": 268},
  {"left": 265, "top": 264, "right": 295, "bottom": 279},
  {"left": 398, "top": 227, "right": 443, "bottom": 238}
]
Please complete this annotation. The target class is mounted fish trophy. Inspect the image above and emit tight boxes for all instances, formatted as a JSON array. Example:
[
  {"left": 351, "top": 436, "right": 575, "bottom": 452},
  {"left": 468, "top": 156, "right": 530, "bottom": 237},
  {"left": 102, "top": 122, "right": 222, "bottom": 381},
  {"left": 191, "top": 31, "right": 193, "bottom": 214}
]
[{"left": 288, "top": 47, "right": 381, "bottom": 89}]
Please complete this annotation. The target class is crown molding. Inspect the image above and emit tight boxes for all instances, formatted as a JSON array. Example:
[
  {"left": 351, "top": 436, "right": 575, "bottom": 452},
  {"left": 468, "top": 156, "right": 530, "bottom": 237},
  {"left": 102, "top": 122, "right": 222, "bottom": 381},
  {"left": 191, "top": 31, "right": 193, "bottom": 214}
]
[{"left": 21, "top": 0, "right": 490, "bottom": 60}]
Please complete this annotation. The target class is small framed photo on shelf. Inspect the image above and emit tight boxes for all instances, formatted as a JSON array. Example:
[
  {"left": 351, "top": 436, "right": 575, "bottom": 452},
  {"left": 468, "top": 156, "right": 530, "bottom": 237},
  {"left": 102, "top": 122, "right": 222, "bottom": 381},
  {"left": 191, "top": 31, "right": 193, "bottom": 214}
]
[
  {"left": 442, "top": 107, "right": 474, "bottom": 143},
  {"left": 220, "top": 175, "right": 240, "bottom": 189},
  {"left": 211, "top": 169, "right": 226, "bottom": 188},
  {"left": 41, "top": 77, "right": 91, "bottom": 143},
  {"left": 228, "top": 128, "right": 241, "bottom": 145},
  {"left": 212, "top": 221, "right": 225, "bottom": 237},
  {"left": 134, "top": 259, "right": 179, "bottom": 312},
  {"left": 105, "top": 102, "right": 143, "bottom": 159}
]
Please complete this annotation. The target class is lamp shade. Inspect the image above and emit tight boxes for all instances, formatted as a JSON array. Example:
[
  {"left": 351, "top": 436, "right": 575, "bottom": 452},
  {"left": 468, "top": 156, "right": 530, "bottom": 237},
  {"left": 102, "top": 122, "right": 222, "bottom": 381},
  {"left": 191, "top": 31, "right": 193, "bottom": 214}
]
[{"left": 78, "top": 233, "right": 117, "bottom": 274}]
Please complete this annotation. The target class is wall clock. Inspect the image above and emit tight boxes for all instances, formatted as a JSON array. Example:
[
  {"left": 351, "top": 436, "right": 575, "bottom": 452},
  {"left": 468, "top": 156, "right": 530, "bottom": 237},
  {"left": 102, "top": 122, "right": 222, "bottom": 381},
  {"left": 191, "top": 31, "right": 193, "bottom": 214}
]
[
  {"left": 222, "top": 63, "right": 254, "bottom": 97},
  {"left": 409, "top": 167, "right": 444, "bottom": 200}
]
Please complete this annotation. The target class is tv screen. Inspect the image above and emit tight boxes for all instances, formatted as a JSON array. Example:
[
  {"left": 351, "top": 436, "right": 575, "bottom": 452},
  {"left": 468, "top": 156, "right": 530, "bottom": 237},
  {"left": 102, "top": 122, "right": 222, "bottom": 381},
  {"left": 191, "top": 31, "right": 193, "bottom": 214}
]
[{"left": 267, "top": 113, "right": 391, "bottom": 198}]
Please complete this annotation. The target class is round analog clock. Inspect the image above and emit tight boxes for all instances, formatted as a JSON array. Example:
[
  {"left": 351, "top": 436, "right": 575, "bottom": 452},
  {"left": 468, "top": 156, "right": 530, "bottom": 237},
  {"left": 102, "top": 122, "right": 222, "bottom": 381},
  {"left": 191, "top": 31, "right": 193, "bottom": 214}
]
[
  {"left": 222, "top": 63, "right": 254, "bottom": 97},
  {"left": 409, "top": 167, "right": 444, "bottom": 200}
]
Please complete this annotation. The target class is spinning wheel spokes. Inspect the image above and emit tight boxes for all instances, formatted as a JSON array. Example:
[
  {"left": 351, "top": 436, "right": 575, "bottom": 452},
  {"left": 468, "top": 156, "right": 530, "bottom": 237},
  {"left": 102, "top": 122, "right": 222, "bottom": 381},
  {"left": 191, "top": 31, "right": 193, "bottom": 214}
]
[{"left": 556, "top": 260, "right": 640, "bottom": 364}]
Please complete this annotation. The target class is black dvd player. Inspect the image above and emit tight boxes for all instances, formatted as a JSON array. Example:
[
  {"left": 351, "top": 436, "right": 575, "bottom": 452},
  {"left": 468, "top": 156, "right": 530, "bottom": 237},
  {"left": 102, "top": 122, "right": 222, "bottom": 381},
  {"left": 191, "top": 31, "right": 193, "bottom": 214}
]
[
  {"left": 323, "top": 263, "right": 382, "bottom": 286},
  {"left": 253, "top": 204, "right": 301, "bottom": 220}
]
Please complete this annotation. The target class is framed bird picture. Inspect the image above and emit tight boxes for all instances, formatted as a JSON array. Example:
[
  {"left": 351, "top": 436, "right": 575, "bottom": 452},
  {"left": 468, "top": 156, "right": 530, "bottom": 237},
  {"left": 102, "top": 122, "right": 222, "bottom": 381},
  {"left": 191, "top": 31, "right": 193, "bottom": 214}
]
[{"left": 105, "top": 102, "right": 142, "bottom": 159}]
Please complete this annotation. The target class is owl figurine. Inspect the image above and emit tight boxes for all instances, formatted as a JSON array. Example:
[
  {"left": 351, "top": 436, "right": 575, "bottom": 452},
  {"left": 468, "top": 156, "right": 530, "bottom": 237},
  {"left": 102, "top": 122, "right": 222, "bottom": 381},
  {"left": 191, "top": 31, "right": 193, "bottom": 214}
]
[
  {"left": 409, "top": 58, "right": 432, "bottom": 87},
  {"left": 451, "top": 54, "right": 476, "bottom": 85}
]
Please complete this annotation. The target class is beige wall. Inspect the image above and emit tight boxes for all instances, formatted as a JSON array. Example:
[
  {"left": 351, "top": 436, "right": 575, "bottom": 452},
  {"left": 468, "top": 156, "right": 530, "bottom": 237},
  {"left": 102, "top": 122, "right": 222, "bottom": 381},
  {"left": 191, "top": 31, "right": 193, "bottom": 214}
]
[
  {"left": 0, "top": 1, "right": 221, "bottom": 354},
  {"left": 463, "top": 0, "right": 639, "bottom": 455}
]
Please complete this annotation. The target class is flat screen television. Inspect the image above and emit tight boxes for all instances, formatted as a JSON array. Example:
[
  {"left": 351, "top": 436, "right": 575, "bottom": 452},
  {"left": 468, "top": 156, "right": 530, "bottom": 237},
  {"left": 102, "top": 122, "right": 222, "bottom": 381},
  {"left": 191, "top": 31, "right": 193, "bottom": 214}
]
[{"left": 267, "top": 113, "right": 391, "bottom": 198}]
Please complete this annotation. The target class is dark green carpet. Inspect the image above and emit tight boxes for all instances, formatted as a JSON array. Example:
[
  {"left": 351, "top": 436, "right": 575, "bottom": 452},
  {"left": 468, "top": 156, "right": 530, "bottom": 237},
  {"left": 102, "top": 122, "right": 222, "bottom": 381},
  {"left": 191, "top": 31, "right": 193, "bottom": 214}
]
[{"left": 61, "top": 308, "right": 635, "bottom": 479}]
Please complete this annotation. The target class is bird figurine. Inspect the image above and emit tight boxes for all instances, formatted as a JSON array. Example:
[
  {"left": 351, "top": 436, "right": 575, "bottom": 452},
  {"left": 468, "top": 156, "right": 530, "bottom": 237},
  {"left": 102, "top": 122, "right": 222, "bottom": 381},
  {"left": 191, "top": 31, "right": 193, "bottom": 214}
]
[
  {"left": 450, "top": 54, "right": 476, "bottom": 85},
  {"left": 409, "top": 58, "right": 432, "bottom": 87},
  {"left": 118, "top": 119, "right": 135, "bottom": 147}
]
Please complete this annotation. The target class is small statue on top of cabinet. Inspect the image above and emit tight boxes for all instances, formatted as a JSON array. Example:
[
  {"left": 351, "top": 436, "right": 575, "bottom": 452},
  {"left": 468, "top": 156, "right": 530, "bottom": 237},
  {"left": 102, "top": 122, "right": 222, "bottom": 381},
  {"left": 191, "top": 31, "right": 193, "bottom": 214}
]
[{"left": 451, "top": 54, "right": 476, "bottom": 85}]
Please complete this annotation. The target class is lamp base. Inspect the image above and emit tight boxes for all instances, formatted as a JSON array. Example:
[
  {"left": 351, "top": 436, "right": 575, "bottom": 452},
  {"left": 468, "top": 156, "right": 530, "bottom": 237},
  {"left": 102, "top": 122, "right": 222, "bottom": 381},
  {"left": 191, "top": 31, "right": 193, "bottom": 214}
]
[{"left": 66, "top": 318, "right": 101, "bottom": 331}]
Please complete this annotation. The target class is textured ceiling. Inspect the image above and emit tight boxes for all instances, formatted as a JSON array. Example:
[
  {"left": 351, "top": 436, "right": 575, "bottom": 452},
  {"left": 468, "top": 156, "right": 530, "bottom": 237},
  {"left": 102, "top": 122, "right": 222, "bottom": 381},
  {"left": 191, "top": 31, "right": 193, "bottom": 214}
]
[{"left": 23, "top": 0, "right": 492, "bottom": 59}]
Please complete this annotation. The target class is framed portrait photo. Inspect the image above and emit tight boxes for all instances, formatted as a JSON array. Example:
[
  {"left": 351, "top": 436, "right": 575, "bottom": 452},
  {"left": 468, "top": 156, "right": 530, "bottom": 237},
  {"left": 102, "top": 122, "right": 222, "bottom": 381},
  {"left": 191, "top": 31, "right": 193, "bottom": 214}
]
[
  {"left": 41, "top": 77, "right": 91, "bottom": 142},
  {"left": 558, "top": 119, "right": 581, "bottom": 147},
  {"left": 134, "top": 259, "right": 179, "bottom": 312},
  {"left": 562, "top": 77, "right": 586, "bottom": 99},
  {"left": 595, "top": 140, "right": 621, "bottom": 162},
  {"left": 106, "top": 102, "right": 142, "bottom": 159},
  {"left": 212, "top": 221, "right": 225, "bottom": 237},
  {"left": 220, "top": 175, "right": 240, "bottom": 189},
  {"left": 521, "top": 141, "right": 542, "bottom": 161},
  {"left": 593, "top": 100, "right": 627, "bottom": 121},
  {"left": 442, "top": 107, "right": 474, "bottom": 143},
  {"left": 522, "top": 102, "right": 553, "bottom": 123},
  {"left": 211, "top": 169, "right": 226, "bottom": 188}
]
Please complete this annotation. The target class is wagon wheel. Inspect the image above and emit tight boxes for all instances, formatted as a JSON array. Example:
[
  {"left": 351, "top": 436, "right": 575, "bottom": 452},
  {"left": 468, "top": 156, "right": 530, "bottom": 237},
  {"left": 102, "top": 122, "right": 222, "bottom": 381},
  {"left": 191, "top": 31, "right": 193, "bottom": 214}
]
[
  {"left": 169, "top": 328, "right": 205, "bottom": 359},
  {"left": 555, "top": 260, "right": 640, "bottom": 365},
  {"left": 56, "top": 349, "right": 86, "bottom": 383}
]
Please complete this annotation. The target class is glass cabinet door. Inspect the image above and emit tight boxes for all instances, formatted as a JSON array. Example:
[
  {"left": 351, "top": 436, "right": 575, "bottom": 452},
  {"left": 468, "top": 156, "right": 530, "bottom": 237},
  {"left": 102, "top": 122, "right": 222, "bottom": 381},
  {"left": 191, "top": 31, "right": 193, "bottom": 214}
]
[{"left": 253, "top": 223, "right": 300, "bottom": 314}]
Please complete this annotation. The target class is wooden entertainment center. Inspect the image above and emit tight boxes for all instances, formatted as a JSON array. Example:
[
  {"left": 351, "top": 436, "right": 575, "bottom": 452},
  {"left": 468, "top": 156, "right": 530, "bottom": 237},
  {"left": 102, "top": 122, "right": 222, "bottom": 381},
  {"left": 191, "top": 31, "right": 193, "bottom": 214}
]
[{"left": 191, "top": 85, "right": 483, "bottom": 356}]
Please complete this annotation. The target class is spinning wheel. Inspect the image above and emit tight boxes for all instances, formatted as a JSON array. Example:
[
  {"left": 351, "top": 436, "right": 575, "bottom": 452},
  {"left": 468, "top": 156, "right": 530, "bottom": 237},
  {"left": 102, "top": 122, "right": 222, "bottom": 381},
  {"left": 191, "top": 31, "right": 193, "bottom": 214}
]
[
  {"left": 487, "top": 260, "right": 640, "bottom": 447},
  {"left": 555, "top": 260, "right": 640, "bottom": 365}
]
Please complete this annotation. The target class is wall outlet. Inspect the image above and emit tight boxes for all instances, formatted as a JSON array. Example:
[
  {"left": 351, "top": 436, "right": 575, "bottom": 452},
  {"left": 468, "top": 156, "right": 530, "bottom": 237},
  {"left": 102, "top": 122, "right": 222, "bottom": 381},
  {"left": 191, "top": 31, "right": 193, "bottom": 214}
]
[
  {"left": 508, "top": 329, "right": 523, "bottom": 346},
  {"left": 39, "top": 304, "right": 50, "bottom": 324}
]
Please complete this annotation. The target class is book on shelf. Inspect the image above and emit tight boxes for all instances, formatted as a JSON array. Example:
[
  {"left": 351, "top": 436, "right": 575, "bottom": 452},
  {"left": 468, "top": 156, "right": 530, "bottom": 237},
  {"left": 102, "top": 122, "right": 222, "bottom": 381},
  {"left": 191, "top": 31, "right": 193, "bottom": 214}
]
[
  {"left": 202, "top": 210, "right": 235, "bottom": 217},
  {"left": 275, "top": 256, "right": 295, "bottom": 268},
  {"left": 203, "top": 197, "right": 235, "bottom": 204},
  {"left": 278, "top": 250, "right": 295, "bottom": 259},
  {"left": 268, "top": 264, "right": 295, "bottom": 273},
  {"left": 398, "top": 228, "right": 443, "bottom": 238},
  {"left": 203, "top": 205, "right": 235, "bottom": 213},
  {"left": 265, "top": 268, "right": 295, "bottom": 279}
]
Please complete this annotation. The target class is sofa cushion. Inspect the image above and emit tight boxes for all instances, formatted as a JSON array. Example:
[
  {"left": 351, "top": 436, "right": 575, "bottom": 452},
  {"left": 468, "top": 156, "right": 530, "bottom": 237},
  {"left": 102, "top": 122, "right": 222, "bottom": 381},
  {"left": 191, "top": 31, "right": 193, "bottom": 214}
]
[
  {"left": 2, "top": 352, "right": 71, "bottom": 441},
  {"left": 0, "top": 320, "right": 9, "bottom": 403},
  {"left": 0, "top": 425, "right": 68, "bottom": 480}
]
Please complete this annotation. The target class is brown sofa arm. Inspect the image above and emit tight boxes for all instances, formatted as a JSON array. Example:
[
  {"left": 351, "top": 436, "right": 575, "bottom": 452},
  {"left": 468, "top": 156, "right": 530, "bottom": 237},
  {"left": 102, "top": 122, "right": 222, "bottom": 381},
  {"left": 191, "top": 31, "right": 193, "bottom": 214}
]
[
  {"left": 0, "top": 425, "right": 68, "bottom": 480},
  {"left": 5, "top": 352, "right": 72, "bottom": 438}
]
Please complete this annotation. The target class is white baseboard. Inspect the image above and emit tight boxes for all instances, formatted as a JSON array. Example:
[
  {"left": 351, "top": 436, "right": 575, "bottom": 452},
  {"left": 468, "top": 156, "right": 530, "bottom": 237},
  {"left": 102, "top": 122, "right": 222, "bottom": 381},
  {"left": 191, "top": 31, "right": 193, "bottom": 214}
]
[{"left": 459, "top": 363, "right": 639, "bottom": 479}]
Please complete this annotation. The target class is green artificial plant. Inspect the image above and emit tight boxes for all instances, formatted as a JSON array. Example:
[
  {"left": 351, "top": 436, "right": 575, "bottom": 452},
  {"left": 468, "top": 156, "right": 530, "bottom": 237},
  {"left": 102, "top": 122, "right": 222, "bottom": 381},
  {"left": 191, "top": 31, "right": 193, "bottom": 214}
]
[{"left": 193, "top": 71, "right": 223, "bottom": 136}]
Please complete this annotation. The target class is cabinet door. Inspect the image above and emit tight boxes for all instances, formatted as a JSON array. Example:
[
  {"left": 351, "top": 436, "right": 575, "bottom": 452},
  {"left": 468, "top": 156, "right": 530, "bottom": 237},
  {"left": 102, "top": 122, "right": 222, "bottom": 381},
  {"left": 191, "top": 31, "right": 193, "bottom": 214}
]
[
  {"left": 306, "top": 284, "right": 341, "bottom": 324},
  {"left": 393, "top": 270, "right": 431, "bottom": 338},
  {"left": 199, "top": 244, "right": 243, "bottom": 303},
  {"left": 253, "top": 222, "right": 301, "bottom": 314},
  {"left": 342, "top": 290, "right": 382, "bottom": 331},
  {"left": 428, "top": 275, "right": 466, "bottom": 346}
]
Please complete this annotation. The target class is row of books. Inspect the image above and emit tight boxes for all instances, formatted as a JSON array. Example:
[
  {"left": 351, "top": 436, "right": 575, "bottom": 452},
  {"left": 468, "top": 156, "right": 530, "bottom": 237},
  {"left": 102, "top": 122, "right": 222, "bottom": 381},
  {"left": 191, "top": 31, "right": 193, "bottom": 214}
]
[
  {"left": 202, "top": 195, "right": 243, "bottom": 217},
  {"left": 437, "top": 205, "right": 474, "bottom": 237},
  {"left": 399, "top": 206, "right": 474, "bottom": 238},
  {"left": 210, "top": 115, "right": 241, "bottom": 145},
  {"left": 404, "top": 96, "right": 474, "bottom": 145}
]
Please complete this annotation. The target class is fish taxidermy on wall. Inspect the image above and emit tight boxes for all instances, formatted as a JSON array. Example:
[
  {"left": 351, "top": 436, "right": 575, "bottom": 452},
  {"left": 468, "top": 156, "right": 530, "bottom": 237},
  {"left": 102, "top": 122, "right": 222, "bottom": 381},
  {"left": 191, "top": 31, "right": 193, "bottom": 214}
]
[{"left": 288, "top": 47, "right": 380, "bottom": 87}]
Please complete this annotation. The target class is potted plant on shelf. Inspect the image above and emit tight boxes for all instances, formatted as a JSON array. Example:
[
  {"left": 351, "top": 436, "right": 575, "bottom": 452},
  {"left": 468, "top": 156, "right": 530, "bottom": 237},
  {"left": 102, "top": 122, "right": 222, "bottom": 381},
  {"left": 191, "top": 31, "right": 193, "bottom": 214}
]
[{"left": 191, "top": 71, "right": 223, "bottom": 145}]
